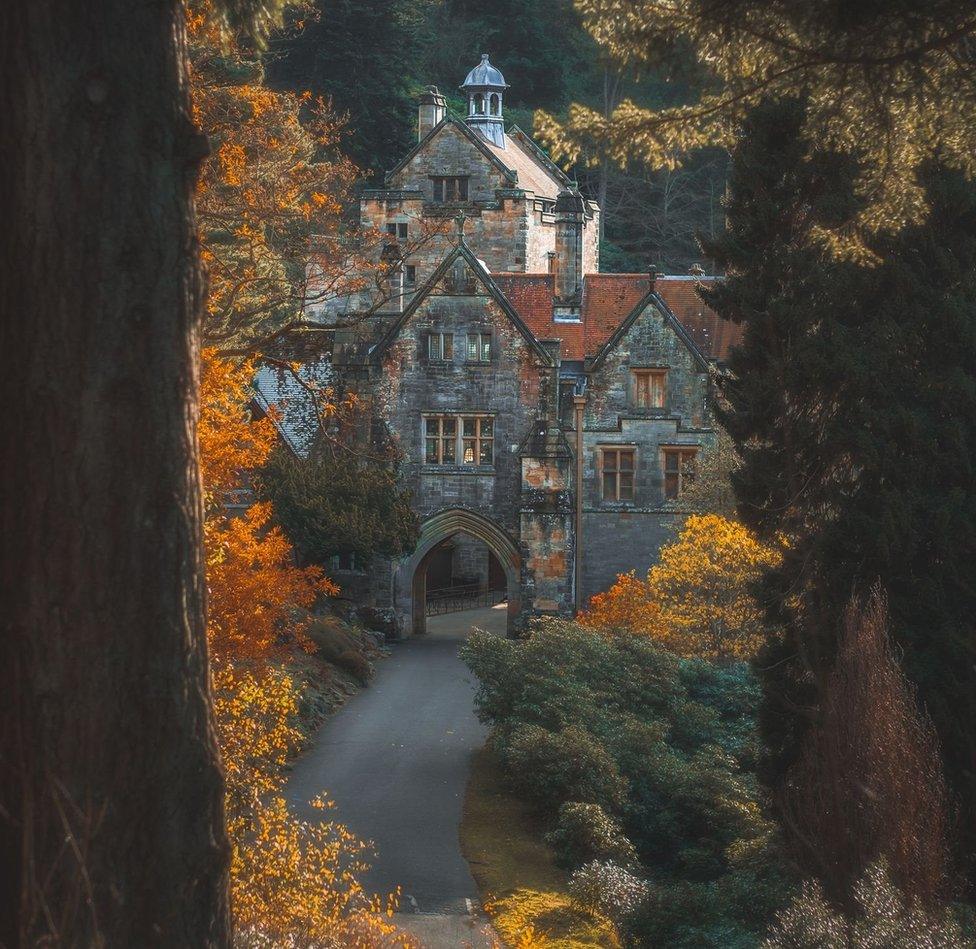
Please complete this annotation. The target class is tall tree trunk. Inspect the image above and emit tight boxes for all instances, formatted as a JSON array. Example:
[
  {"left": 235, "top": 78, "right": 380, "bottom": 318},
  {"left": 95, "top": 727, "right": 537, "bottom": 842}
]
[{"left": 0, "top": 3, "right": 231, "bottom": 945}]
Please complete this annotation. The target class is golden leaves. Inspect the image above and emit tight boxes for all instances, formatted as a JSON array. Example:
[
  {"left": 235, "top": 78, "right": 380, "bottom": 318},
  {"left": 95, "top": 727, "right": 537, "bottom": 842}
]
[
  {"left": 581, "top": 514, "right": 782, "bottom": 660},
  {"left": 538, "top": 0, "right": 976, "bottom": 245}
]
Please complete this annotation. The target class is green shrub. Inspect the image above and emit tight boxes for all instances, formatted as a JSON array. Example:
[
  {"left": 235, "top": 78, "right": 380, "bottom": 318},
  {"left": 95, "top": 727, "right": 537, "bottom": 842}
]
[
  {"left": 546, "top": 802, "right": 638, "bottom": 871},
  {"left": 569, "top": 860, "right": 648, "bottom": 923},
  {"left": 306, "top": 616, "right": 373, "bottom": 684},
  {"left": 502, "top": 724, "right": 627, "bottom": 814},
  {"left": 462, "top": 619, "right": 794, "bottom": 944}
]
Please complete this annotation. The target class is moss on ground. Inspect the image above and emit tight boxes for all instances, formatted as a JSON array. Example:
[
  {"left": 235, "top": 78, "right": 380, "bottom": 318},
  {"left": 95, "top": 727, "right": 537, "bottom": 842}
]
[{"left": 460, "top": 746, "right": 619, "bottom": 948}]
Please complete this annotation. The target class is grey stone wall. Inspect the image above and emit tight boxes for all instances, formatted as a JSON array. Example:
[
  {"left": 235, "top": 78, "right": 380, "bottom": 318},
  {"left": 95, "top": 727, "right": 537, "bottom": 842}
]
[{"left": 573, "top": 299, "right": 716, "bottom": 605}]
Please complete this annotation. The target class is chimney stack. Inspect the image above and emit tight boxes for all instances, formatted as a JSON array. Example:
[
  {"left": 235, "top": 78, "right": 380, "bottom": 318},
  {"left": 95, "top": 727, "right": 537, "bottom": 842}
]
[
  {"left": 418, "top": 86, "right": 446, "bottom": 141},
  {"left": 554, "top": 189, "right": 587, "bottom": 303}
]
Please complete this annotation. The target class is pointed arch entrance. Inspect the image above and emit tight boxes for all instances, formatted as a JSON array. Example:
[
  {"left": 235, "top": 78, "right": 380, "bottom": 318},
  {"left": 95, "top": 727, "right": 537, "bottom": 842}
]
[{"left": 395, "top": 508, "right": 522, "bottom": 636}]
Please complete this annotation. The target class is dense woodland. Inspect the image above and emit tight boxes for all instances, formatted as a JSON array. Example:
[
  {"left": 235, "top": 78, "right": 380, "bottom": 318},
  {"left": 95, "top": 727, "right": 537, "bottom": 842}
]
[{"left": 4, "top": 0, "right": 976, "bottom": 946}]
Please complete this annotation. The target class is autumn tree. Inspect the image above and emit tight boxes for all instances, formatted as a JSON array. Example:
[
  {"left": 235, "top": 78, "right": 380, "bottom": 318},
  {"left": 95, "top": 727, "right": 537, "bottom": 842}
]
[
  {"left": 200, "top": 349, "right": 403, "bottom": 944},
  {"left": 537, "top": 0, "right": 976, "bottom": 245},
  {"left": 782, "top": 589, "right": 949, "bottom": 909},
  {"left": 189, "top": 6, "right": 370, "bottom": 353},
  {"left": 582, "top": 514, "right": 781, "bottom": 660}
]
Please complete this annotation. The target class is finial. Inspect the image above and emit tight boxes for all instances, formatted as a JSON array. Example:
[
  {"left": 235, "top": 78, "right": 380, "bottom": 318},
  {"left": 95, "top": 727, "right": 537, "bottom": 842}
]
[
  {"left": 455, "top": 212, "right": 466, "bottom": 241},
  {"left": 481, "top": 52, "right": 489, "bottom": 61}
]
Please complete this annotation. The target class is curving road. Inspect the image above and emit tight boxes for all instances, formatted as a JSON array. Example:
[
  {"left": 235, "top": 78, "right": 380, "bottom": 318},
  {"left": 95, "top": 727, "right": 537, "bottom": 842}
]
[{"left": 287, "top": 604, "right": 504, "bottom": 922}]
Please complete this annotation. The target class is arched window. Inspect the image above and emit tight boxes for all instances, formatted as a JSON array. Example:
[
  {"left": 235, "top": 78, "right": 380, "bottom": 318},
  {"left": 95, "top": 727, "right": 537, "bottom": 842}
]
[
  {"left": 489, "top": 94, "right": 500, "bottom": 116},
  {"left": 473, "top": 93, "right": 485, "bottom": 115},
  {"left": 452, "top": 258, "right": 468, "bottom": 293}
]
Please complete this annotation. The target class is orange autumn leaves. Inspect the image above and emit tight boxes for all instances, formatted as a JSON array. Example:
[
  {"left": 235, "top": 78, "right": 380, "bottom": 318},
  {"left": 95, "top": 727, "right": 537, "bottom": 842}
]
[
  {"left": 581, "top": 514, "right": 782, "bottom": 660},
  {"left": 188, "top": 4, "right": 361, "bottom": 350},
  {"left": 200, "top": 349, "right": 404, "bottom": 944},
  {"left": 200, "top": 348, "right": 335, "bottom": 663}
]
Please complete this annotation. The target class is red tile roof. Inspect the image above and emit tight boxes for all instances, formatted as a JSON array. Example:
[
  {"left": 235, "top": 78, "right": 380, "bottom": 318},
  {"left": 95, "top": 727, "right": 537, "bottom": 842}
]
[
  {"left": 493, "top": 273, "right": 581, "bottom": 354},
  {"left": 493, "top": 272, "right": 740, "bottom": 363},
  {"left": 656, "top": 276, "right": 743, "bottom": 362},
  {"left": 581, "top": 274, "right": 652, "bottom": 356}
]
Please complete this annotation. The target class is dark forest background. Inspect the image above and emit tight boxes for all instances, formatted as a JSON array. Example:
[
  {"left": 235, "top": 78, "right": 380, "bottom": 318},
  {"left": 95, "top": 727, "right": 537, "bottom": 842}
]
[{"left": 266, "top": 0, "right": 726, "bottom": 273}]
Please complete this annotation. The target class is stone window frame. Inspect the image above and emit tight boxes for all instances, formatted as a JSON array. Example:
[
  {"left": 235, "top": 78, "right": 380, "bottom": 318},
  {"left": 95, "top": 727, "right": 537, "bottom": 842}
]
[
  {"left": 660, "top": 446, "right": 698, "bottom": 500},
  {"left": 423, "top": 413, "right": 495, "bottom": 467},
  {"left": 427, "top": 331, "right": 454, "bottom": 362},
  {"left": 632, "top": 368, "right": 668, "bottom": 410},
  {"left": 385, "top": 221, "right": 408, "bottom": 240},
  {"left": 465, "top": 331, "right": 492, "bottom": 364},
  {"left": 431, "top": 175, "right": 469, "bottom": 203},
  {"left": 405, "top": 263, "right": 417, "bottom": 287},
  {"left": 598, "top": 445, "right": 637, "bottom": 503}
]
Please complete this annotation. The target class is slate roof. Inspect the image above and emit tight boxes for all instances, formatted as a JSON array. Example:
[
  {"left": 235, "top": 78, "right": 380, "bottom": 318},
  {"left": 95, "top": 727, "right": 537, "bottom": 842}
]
[
  {"left": 252, "top": 357, "right": 333, "bottom": 459},
  {"left": 493, "top": 273, "right": 741, "bottom": 363},
  {"left": 460, "top": 53, "right": 508, "bottom": 89},
  {"left": 482, "top": 133, "right": 564, "bottom": 199}
]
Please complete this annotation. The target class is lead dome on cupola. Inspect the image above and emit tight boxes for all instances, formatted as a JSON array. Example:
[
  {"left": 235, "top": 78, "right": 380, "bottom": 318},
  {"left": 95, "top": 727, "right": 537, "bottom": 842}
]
[{"left": 460, "top": 54, "right": 508, "bottom": 147}]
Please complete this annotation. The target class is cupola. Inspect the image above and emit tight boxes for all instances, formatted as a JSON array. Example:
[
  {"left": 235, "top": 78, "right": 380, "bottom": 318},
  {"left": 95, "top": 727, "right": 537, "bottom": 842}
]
[{"left": 460, "top": 53, "right": 508, "bottom": 148}]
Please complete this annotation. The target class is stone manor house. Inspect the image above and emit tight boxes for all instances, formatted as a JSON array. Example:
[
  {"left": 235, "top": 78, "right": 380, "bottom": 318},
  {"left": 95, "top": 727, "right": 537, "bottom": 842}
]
[{"left": 255, "top": 55, "right": 741, "bottom": 636}]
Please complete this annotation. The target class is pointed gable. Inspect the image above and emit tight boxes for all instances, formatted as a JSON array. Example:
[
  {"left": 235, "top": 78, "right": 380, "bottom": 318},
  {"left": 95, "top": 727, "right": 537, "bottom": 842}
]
[
  {"left": 371, "top": 242, "right": 555, "bottom": 366},
  {"left": 493, "top": 272, "right": 739, "bottom": 364},
  {"left": 655, "top": 276, "right": 743, "bottom": 362},
  {"left": 581, "top": 275, "right": 653, "bottom": 356}
]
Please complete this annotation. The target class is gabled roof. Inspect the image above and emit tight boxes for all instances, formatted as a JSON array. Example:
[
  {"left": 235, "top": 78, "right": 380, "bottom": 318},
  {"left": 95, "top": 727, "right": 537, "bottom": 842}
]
[
  {"left": 582, "top": 275, "right": 653, "bottom": 356},
  {"left": 492, "top": 273, "right": 739, "bottom": 364},
  {"left": 493, "top": 273, "right": 584, "bottom": 362},
  {"left": 589, "top": 286, "right": 710, "bottom": 371},
  {"left": 370, "top": 241, "right": 556, "bottom": 366},
  {"left": 252, "top": 358, "right": 333, "bottom": 459},
  {"left": 385, "top": 113, "right": 567, "bottom": 200},
  {"left": 656, "top": 276, "right": 743, "bottom": 362},
  {"left": 386, "top": 113, "right": 515, "bottom": 186}
]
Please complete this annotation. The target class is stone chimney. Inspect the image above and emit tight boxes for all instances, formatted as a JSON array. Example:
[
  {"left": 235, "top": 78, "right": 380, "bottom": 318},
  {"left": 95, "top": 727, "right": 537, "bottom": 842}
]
[
  {"left": 418, "top": 85, "right": 446, "bottom": 141},
  {"left": 554, "top": 189, "right": 587, "bottom": 302}
]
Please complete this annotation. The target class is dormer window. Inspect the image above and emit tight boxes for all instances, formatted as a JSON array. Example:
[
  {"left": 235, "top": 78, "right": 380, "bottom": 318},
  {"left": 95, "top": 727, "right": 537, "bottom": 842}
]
[
  {"left": 432, "top": 176, "right": 469, "bottom": 203},
  {"left": 633, "top": 369, "right": 667, "bottom": 409}
]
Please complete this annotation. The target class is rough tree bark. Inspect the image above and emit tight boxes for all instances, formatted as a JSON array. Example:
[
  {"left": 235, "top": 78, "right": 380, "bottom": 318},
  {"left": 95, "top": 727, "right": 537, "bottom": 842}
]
[{"left": 0, "top": 2, "right": 231, "bottom": 945}]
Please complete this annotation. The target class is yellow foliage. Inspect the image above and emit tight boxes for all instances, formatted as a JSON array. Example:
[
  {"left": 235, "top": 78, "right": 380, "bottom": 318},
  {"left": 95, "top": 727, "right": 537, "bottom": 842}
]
[
  {"left": 200, "top": 348, "right": 401, "bottom": 944},
  {"left": 486, "top": 889, "right": 619, "bottom": 948},
  {"left": 581, "top": 515, "right": 781, "bottom": 660},
  {"left": 188, "top": 3, "right": 362, "bottom": 350},
  {"left": 536, "top": 1, "right": 976, "bottom": 251},
  {"left": 198, "top": 347, "right": 276, "bottom": 503}
]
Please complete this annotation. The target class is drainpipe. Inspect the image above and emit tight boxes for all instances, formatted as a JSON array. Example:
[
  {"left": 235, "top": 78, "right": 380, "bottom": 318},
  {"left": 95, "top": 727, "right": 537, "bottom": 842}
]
[{"left": 573, "top": 382, "right": 587, "bottom": 613}]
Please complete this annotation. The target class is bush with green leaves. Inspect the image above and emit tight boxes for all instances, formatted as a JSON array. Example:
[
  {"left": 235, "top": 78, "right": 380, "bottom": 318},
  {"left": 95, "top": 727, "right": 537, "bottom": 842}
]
[
  {"left": 259, "top": 446, "right": 419, "bottom": 568},
  {"left": 461, "top": 620, "right": 794, "bottom": 944},
  {"left": 762, "top": 861, "right": 974, "bottom": 948},
  {"left": 546, "top": 802, "right": 638, "bottom": 871}
]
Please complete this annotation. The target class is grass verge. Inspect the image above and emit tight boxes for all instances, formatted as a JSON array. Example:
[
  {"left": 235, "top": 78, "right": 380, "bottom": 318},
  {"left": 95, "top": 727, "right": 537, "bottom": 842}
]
[{"left": 460, "top": 746, "right": 619, "bottom": 948}]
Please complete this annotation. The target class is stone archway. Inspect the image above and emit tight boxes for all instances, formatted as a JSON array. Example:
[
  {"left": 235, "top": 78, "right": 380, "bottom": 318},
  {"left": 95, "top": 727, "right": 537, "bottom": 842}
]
[{"left": 395, "top": 508, "right": 522, "bottom": 636}]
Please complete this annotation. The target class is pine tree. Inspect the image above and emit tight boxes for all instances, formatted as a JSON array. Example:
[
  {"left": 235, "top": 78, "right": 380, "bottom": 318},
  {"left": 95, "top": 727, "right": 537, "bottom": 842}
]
[
  {"left": 266, "top": 0, "right": 426, "bottom": 178},
  {"left": 704, "top": 98, "right": 976, "bottom": 871}
]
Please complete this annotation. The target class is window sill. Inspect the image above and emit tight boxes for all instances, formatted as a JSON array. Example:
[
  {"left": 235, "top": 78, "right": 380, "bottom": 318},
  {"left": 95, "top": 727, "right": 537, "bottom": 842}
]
[{"left": 421, "top": 464, "right": 496, "bottom": 476}]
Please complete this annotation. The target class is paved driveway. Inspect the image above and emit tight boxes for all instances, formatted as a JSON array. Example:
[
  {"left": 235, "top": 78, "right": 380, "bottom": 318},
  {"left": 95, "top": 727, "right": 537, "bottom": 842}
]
[{"left": 287, "top": 604, "right": 504, "bottom": 916}]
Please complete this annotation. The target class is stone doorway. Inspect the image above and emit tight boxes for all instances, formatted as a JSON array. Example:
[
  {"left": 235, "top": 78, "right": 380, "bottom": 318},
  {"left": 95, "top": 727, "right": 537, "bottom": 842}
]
[{"left": 396, "top": 509, "right": 522, "bottom": 637}]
